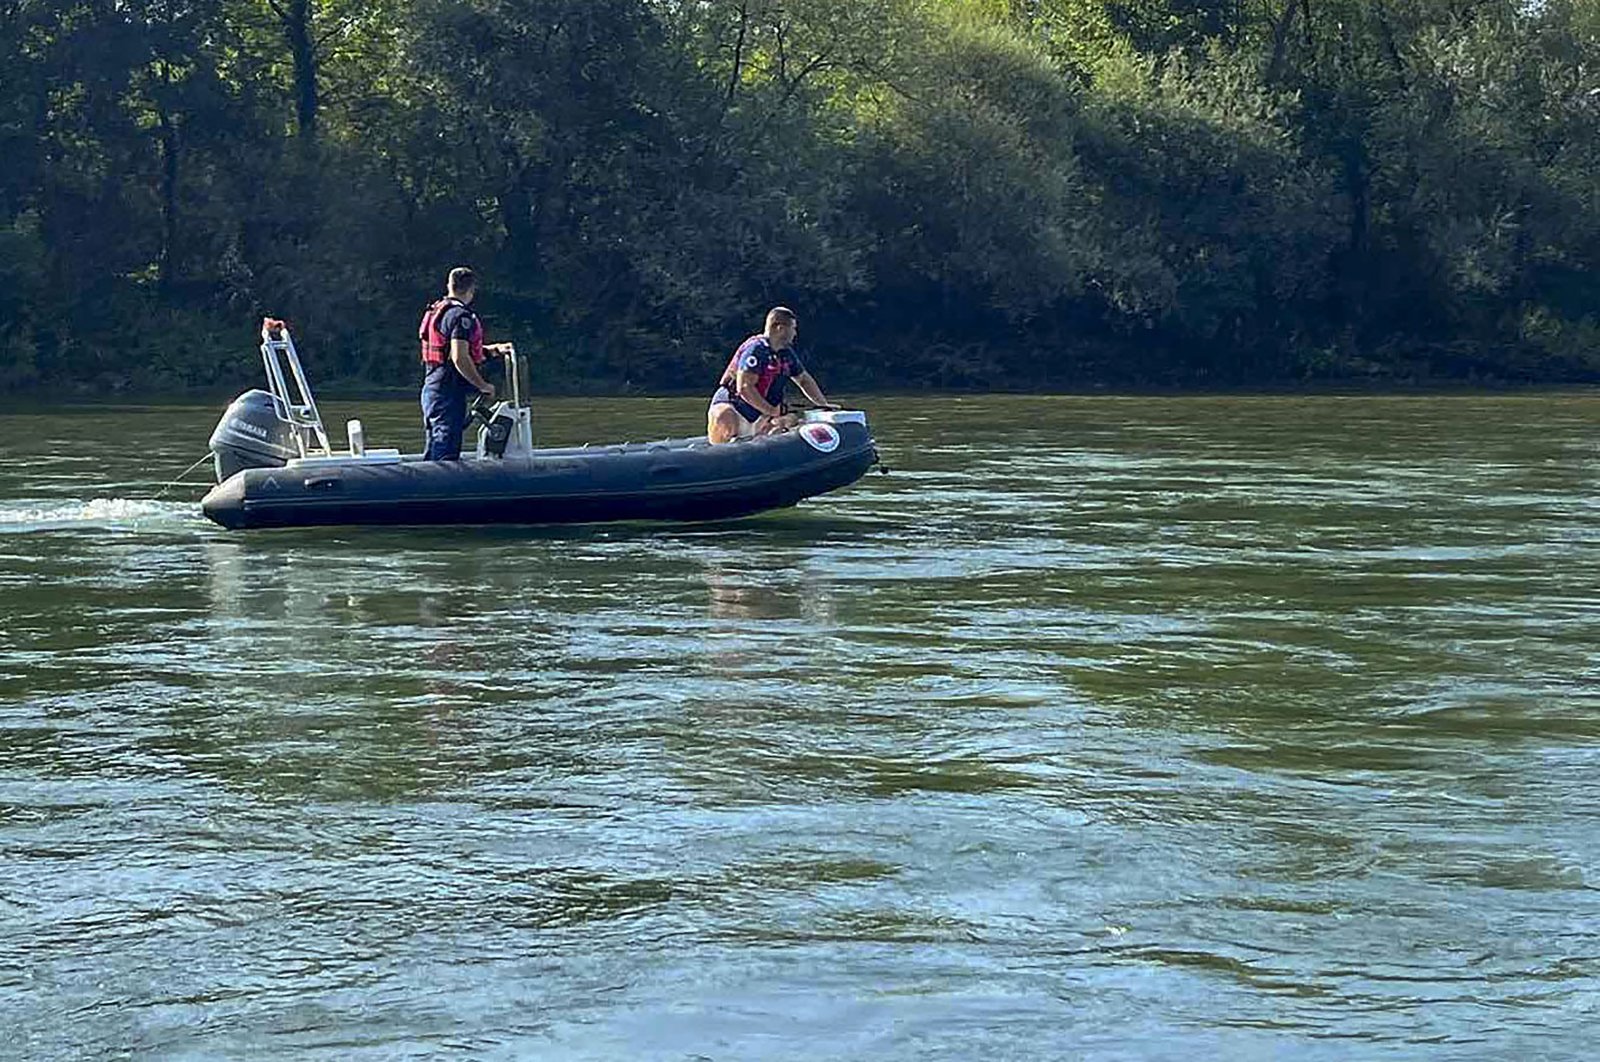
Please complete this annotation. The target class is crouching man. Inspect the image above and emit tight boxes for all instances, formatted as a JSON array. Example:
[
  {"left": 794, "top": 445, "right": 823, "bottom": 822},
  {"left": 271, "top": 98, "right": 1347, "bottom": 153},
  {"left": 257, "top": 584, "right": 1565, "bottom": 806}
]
[{"left": 707, "top": 306, "right": 830, "bottom": 444}]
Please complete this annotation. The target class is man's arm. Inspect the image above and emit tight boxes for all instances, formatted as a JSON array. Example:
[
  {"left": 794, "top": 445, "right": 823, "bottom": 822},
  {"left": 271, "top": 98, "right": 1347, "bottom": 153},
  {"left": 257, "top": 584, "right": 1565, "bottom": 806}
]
[
  {"left": 450, "top": 338, "right": 494, "bottom": 395},
  {"left": 793, "top": 371, "right": 828, "bottom": 407},
  {"left": 734, "top": 370, "right": 782, "bottom": 418}
]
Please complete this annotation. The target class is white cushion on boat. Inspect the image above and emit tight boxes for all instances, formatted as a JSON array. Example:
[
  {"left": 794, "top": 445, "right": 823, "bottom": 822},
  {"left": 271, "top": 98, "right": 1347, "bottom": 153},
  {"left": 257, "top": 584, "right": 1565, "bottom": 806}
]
[{"left": 803, "top": 410, "right": 867, "bottom": 426}]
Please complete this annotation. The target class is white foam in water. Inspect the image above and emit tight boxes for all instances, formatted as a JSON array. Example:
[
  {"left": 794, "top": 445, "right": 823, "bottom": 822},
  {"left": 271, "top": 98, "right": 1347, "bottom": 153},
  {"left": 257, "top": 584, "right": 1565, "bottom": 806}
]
[{"left": 0, "top": 497, "right": 188, "bottom": 532}]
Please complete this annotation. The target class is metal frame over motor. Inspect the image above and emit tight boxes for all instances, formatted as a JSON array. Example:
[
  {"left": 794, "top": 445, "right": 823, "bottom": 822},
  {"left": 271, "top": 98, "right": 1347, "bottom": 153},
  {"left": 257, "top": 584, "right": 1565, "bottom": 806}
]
[{"left": 259, "top": 317, "right": 332, "bottom": 458}]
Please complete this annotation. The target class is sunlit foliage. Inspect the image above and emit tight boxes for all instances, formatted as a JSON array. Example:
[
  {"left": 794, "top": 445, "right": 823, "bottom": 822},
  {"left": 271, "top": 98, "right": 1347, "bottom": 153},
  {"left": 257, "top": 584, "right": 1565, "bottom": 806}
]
[{"left": 1, "top": 0, "right": 1595, "bottom": 393}]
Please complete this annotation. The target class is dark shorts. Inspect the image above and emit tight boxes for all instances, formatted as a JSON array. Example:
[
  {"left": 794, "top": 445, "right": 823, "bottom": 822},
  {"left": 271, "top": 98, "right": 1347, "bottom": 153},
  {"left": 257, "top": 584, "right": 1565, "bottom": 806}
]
[{"left": 710, "top": 385, "right": 762, "bottom": 423}]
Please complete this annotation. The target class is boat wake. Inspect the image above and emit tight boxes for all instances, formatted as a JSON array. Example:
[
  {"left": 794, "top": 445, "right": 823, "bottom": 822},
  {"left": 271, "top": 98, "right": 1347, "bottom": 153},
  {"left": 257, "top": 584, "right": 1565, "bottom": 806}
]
[{"left": 0, "top": 498, "right": 195, "bottom": 533}]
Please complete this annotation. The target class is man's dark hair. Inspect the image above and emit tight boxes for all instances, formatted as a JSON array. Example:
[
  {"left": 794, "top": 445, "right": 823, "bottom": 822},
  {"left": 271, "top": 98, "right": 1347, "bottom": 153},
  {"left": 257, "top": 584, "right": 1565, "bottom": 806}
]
[
  {"left": 766, "top": 306, "right": 797, "bottom": 328},
  {"left": 448, "top": 267, "right": 476, "bottom": 295}
]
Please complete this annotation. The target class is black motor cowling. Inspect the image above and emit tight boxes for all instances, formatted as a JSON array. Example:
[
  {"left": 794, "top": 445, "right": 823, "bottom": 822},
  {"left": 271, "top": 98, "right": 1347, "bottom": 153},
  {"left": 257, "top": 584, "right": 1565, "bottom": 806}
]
[{"left": 210, "top": 389, "right": 301, "bottom": 482}]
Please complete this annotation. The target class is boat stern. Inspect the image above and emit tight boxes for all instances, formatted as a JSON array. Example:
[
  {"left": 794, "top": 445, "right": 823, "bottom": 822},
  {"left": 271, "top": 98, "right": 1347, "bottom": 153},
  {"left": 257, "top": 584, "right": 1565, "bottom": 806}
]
[{"left": 201, "top": 473, "right": 248, "bottom": 529}]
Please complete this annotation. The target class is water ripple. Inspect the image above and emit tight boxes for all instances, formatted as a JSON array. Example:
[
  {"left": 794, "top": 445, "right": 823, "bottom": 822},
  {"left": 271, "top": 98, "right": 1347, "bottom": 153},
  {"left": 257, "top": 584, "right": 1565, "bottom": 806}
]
[{"left": 3, "top": 395, "right": 1599, "bottom": 1059}]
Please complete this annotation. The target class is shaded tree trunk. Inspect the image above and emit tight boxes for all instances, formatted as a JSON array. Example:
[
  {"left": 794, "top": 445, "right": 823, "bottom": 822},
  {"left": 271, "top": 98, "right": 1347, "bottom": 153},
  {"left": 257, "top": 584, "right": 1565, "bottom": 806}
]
[
  {"left": 271, "top": 0, "right": 319, "bottom": 141},
  {"left": 1265, "top": 0, "right": 1301, "bottom": 83},
  {"left": 724, "top": 0, "right": 748, "bottom": 112},
  {"left": 499, "top": 174, "right": 541, "bottom": 274},
  {"left": 157, "top": 108, "right": 179, "bottom": 294}
]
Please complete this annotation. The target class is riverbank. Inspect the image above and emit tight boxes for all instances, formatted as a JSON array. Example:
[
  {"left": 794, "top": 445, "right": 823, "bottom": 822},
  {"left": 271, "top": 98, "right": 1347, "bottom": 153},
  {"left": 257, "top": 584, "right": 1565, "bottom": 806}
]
[{"left": 9, "top": 377, "right": 1598, "bottom": 413}]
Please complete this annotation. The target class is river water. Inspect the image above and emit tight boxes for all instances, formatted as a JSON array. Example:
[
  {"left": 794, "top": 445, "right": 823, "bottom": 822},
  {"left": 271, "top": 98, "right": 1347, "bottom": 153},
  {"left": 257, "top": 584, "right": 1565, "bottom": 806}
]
[{"left": 1, "top": 394, "right": 1597, "bottom": 1059}]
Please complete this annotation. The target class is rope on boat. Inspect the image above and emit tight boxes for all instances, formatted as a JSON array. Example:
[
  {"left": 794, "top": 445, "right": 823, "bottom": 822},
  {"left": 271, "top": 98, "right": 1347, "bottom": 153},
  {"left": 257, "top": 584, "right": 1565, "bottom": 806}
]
[{"left": 151, "top": 452, "right": 215, "bottom": 501}]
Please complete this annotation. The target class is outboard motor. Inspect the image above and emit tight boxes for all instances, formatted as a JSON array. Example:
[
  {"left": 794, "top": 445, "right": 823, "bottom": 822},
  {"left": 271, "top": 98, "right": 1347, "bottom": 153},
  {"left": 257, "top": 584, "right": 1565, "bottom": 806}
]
[{"left": 209, "top": 389, "right": 302, "bottom": 482}]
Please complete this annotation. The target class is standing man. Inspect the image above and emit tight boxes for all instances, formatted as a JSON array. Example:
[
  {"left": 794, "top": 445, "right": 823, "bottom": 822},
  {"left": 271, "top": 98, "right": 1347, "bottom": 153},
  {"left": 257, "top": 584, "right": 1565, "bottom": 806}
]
[
  {"left": 418, "top": 267, "right": 513, "bottom": 461},
  {"left": 707, "top": 306, "right": 830, "bottom": 444}
]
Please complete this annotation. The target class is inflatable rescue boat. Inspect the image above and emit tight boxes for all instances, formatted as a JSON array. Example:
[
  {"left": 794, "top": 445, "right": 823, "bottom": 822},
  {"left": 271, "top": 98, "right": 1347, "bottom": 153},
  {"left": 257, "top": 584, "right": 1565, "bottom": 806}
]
[{"left": 200, "top": 320, "right": 880, "bottom": 530}]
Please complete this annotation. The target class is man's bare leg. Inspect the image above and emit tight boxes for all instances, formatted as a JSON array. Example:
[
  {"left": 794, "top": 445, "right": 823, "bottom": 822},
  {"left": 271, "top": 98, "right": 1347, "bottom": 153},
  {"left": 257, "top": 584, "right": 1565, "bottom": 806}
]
[{"left": 708, "top": 403, "right": 744, "bottom": 444}]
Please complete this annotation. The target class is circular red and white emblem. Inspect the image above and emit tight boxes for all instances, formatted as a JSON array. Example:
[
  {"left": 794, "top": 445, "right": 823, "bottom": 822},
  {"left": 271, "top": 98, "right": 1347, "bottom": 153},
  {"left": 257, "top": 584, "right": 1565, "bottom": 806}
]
[{"left": 800, "top": 423, "right": 841, "bottom": 453}]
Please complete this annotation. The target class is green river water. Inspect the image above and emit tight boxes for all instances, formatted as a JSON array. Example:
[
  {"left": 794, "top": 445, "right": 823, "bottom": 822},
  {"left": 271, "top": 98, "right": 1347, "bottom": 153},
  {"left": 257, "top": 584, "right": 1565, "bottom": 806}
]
[{"left": 1, "top": 394, "right": 1597, "bottom": 1060}]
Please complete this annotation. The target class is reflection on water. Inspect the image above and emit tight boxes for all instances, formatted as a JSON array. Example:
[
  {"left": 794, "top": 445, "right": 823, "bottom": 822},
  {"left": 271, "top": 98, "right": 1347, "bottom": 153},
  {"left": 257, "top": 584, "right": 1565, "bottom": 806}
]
[{"left": 2, "top": 395, "right": 1599, "bottom": 1058}]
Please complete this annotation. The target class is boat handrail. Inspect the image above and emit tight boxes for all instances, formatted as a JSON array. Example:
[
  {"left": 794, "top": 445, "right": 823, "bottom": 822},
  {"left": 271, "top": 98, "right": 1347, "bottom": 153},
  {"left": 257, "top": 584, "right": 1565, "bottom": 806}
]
[
  {"left": 259, "top": 317, "right": 331, "bottom": 457},
  {"left": 507, "top": 346, "right": 532, "bottom": 452}
]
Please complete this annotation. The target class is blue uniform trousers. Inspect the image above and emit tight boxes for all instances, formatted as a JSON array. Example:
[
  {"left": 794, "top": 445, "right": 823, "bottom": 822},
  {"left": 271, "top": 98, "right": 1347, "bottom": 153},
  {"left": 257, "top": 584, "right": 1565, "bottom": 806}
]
[{"left": 421, "top": 364, "right": 474, "bottom": 461}]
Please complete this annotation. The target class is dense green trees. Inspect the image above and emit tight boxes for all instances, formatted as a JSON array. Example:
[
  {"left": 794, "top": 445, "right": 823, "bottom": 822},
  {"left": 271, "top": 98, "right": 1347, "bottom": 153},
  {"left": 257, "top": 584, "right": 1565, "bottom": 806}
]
[{"left": 1, "top": 0, "right": 1595, "bottom": 396}]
